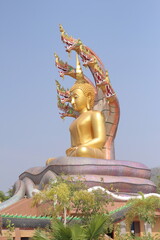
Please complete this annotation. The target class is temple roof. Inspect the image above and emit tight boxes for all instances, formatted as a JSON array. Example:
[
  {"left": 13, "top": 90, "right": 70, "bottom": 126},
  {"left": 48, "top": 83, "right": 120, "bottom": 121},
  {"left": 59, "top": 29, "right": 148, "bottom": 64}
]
[{"left": 0, "top": 198, "right": 127, "bottom": 219}]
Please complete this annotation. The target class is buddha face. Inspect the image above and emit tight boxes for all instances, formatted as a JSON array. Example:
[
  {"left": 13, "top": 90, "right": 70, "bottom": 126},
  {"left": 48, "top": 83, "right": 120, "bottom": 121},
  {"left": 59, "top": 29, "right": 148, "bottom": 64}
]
[{"left": 70, "top": 89, "right": 88, "bottom": 113}]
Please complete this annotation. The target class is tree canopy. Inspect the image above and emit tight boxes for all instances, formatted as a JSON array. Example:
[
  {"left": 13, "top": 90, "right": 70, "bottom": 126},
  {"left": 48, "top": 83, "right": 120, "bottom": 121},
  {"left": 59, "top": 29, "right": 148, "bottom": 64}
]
[
  {"left": 125, "top": 193, "right": 160, "bottom": 227},
  {"left": 32, "top": 175, "right": 113, "bottom": 226}
]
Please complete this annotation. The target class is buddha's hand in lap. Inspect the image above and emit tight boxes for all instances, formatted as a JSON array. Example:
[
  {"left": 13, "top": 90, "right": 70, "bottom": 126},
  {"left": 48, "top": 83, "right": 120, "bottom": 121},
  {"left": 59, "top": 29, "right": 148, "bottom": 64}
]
[
  {"left": 66, "top": 145, "right": 94, "bottom": 157},
  {"left": 66, "top": 147, "right": 77, "bottom": 156},
  {"left": 66, "top": 146, "right": 87, "bottom": 156}
]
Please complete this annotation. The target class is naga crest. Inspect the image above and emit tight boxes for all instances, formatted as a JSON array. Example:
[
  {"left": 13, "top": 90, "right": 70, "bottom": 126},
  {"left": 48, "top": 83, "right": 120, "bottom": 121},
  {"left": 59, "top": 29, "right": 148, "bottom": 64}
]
[{"left": 54, "top": 25, "right": 120, "bottom": 159}]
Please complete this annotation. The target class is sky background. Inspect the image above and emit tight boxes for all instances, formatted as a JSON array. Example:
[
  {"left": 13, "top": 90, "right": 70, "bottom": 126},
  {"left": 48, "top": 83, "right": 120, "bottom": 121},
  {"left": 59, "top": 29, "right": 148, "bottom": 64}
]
[{"left": 0, "top": 0, "right": 160, "bottom": 193}]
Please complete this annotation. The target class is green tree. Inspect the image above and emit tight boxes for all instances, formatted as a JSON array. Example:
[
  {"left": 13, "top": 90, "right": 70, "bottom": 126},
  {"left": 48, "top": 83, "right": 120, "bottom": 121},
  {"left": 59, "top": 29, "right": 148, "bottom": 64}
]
[
  {"left": 155, "top": 176, "right": 160, "bottom": 194},
  {"left": 0, "top": 191, "right": 8, "bottom": 202},
  {"left": 6, "top": 186, "right": 14, "bottom": 198},
  {"left": 0, "top": 186, "right": 14, "bottom": 203},
  {"left": 32, "top": 175, "right": 113, "bottom": 226},
  {"left": 4, "top": 219, "right": 15, "bottom": 240},
  {"left": 125, "top": 193, "right": 160, "bottom": 228}
]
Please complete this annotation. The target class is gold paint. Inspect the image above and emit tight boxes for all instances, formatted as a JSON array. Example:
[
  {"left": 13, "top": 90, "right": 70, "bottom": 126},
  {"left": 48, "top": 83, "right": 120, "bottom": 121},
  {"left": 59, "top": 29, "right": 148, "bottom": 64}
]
[
  {"left": 55, "top": 26, "right": 120, "bottom": 159},
  {"left": 54, "top": 53, "right": 58, "bottom": 62},
  {"left": 105, "top": 70, "right": 110, "bottom": 84},
  {"left": 59, "top": 24, "right": 65, "bottom": 33},
  {"left": 76, "top": 54, "right": 84, "bottom": 80},
  {"left": 66, "top": 84, "right": 106, "bottom": 159},
  {"left": 46, "top": 158, "right": 56, "bottom": 165}
]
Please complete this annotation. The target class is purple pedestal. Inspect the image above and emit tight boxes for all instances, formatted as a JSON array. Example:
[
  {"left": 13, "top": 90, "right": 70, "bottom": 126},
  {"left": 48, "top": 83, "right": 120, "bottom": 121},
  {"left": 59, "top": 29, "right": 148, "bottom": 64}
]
[{"left": 19, "top": 157, "right": 156, "bottom": 194}]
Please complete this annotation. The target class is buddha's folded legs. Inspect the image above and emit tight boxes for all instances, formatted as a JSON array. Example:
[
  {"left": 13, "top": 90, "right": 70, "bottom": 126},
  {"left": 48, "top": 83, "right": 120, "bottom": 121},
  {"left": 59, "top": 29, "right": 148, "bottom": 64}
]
[{"left": 67, "top": 146, "right": 105, "bottom": 159}]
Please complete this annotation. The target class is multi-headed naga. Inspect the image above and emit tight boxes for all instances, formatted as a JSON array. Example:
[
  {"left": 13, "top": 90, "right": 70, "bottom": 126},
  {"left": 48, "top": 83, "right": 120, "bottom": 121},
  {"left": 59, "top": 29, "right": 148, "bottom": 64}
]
[{"left": 54, "top": 25, "right": 120, "bottom": 160}]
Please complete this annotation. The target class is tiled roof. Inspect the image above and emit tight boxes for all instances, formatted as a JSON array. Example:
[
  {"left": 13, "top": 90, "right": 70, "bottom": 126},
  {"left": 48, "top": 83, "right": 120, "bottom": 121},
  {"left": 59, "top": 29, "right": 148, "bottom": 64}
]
[
  {"left": 0, "top": 199, "right": 128, "bottom": 220},
  {"left": 0, "top": 198, "right": 44, "bottom": 216},
  {"left": 0, "top": 213, "right": 51, "bottom": 219},
  {"left": 109, "top": 202, "right": 132, "bottom": 214}
]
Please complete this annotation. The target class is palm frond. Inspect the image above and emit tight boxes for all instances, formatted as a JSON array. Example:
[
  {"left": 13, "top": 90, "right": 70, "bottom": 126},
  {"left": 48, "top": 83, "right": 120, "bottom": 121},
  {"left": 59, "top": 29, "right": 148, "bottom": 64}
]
[
  {"left": 70, "top": 224, "right": 86, "bottom": 240},
  {"left": 85, "top": 215, "right": 108, "bottom": 240},
  {"left": 32, "top": 229, "right": 50, "bottom": 240},
  {"left": 51, "top": 220, "right": 71, "bottom": 240}
]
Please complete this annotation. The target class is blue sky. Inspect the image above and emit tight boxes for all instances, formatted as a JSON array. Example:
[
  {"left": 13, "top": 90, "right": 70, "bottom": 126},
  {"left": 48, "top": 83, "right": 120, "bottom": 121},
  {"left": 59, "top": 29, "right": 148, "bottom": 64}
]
[{"left": 0, "top": 0, "right": 160, "bottom": 192}]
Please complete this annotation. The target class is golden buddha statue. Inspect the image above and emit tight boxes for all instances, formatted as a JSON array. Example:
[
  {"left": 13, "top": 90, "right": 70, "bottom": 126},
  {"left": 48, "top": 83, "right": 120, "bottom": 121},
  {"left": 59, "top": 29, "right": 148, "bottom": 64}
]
[
  {"left": 66, "top": 56, "right": 106, "bottom": 159},
  {"left": 53, "top": 25, "right": 120, "bottom": 162}
]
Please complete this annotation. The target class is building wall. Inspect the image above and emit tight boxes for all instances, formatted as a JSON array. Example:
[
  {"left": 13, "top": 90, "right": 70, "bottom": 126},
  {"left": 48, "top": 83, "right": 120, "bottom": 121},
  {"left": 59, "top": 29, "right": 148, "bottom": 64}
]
[
  {"left": 114, "top": 216, "right": 160, "bottom": 238},
  {"left": 151, "top": 217, "right": 160, "bottom": 236},
  {"left": 1, "top": 229, "right": 35, "bottom": 240}
]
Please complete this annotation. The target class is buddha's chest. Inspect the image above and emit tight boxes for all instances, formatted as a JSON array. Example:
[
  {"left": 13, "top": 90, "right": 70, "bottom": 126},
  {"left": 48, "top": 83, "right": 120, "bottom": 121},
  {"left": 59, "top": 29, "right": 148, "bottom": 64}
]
[{"left": 70, "top": 113, "right": 92, "bottom": 143}]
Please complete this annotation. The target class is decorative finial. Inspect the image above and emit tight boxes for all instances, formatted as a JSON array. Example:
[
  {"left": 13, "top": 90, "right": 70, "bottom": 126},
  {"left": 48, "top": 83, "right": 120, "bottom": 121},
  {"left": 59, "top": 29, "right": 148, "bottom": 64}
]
[{"left": 76, "top": 54, "right": 84, "bottom": 81}]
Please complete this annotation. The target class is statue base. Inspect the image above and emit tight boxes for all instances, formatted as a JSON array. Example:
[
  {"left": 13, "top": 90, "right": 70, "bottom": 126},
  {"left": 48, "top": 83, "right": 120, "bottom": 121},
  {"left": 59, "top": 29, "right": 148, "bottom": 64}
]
[{"left": 19, "top": 157, "right": 156, "bottom": 196}]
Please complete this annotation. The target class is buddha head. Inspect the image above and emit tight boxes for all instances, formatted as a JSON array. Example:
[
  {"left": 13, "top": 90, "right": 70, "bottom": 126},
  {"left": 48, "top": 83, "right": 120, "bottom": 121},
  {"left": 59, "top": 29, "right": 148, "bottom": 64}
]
[
  {"left": 70, "top": 55, "right": 95, "bottom": 113},
  {"left": 70, "top": 82, "right": 95, "bottom": 112}
]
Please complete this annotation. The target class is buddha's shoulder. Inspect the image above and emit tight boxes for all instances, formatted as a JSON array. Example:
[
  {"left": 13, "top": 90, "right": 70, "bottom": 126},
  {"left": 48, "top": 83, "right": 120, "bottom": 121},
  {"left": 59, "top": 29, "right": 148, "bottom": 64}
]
[{"left": 89, "top": 110, "right": 104, "bottom": 118}]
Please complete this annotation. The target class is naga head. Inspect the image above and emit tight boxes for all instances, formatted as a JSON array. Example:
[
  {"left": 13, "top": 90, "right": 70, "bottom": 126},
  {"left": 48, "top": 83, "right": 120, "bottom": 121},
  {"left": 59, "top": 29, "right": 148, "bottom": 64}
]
[
  {"left": 59, "top": 25, "right": 83, "bottom": 53},
  {"left": 54, "top": 53, "right": 75, "bottom": 78},
  {"left": 55, "top": 80, "right": 70, "bottom": 102},
  {"left": 79, "top": 45, "right": 97, "bottom": 67}
]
